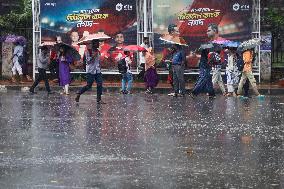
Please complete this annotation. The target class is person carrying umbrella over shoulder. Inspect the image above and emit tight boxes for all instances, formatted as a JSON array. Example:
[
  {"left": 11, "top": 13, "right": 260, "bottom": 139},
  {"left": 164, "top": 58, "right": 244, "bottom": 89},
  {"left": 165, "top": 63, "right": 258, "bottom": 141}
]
[
  {"left": 29, "top": 46, "right": 53, "bottom": 94},
  {"left": 236, "top": 48, "right": 263, "bottom": 98},
  {"left": 75, "top": 39, "right": 105, "bottom": 104}
]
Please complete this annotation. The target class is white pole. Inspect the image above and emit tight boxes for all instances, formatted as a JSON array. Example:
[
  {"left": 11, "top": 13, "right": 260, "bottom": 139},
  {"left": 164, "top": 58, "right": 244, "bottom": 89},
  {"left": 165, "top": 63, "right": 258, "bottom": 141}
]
[
  {"left": 258, "top": 0, "right": 261, "bottom": 82},
  {"left": 143, "top": 0, "right": 147, "bottom": 37},
  {"left": 32, "top": 0, "right": 36, "bottom": 80}
]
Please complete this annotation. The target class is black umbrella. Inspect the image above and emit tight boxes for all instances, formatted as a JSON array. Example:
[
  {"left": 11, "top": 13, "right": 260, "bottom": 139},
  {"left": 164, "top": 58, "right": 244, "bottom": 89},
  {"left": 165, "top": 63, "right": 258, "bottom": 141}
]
[{"left": 54, "top": 43, "right": 81, "bottom": 61}]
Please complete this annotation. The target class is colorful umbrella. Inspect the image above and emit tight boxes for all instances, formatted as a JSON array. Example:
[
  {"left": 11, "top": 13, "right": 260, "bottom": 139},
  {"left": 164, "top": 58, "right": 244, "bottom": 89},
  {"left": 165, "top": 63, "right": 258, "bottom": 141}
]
[
  {"left": 55, "top": 43, "right": 81, "bottom": 61},
  {"left": 198, "top": 43, "right": 222, "bottom": 52},
  {"left": 223, "top": 41, "right": 240, "bottom": 48},
  {"left": 123, "top": 45, "right": 147, "bottom": 52},
  {"left": 2, "top": 35, "right": 26, "bottom": 45},
  {"left": 39, "top": 41, "right": 56, "bottom": 49},
  {"left": 237, "top": 38, "right": 262, "bottom": 52},
  {"left": 77, "top": 32, "right": 111, "bottom": 45},
  {"left": 159, "top": 34, "right": 188, "bottom": 46}
]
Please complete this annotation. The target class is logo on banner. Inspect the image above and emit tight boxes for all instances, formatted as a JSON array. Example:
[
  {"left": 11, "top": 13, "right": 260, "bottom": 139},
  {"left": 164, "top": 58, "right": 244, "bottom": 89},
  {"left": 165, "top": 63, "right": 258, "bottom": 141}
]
[
  {"left": 116, "top": 3, "right": 123, "bottom": 11},
  {"left": 116, "top": 3, "right": 133, "bottom": 11},
  {"left": 233, "top": 3, "right": 250, "bottom": 11}
]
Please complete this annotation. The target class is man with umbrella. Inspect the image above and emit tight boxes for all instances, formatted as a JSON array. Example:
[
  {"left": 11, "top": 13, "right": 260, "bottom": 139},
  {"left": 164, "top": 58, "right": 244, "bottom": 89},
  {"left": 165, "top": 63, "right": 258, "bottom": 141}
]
[
  {"left": 29, "top": 46, "right": 52, "bottom": 94},
  {"left": 207, "top": 23, "right": 226, "bottom": 96},
  {"left": 75, "top": 39, "right": 105, "bottom": 103}
]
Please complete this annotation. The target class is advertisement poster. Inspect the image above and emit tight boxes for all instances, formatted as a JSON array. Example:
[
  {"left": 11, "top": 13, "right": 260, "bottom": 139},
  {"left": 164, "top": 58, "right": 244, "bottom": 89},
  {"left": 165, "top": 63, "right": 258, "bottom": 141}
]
[
  {"left": 40, "top": 0, "right": 137, "bottom": 71},
  {"left": 153, "top": 0, "right": 253, "bottom": 70}
]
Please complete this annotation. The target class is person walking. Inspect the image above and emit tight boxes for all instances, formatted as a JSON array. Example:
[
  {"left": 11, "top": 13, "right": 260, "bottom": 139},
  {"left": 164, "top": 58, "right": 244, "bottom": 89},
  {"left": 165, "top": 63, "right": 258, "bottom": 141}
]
[
  {"left": 58, "top": 45, "right": 72, "bottom": 95},
  {"left": 236, "top": 49, "right": 263, "bottom": 98},
  {"left": 120, "top": 51, "right": 133, "bottom": 94},
  {"left": 11, "top": 42, "right": 24, "bottom": 83},
  {"left": 171, "top": 44, "right": 186, "bottom": 97},
  {"left": 29, "top": 46, "right": 52, "bottom": 94},
  {"left": 75, "top": 39, "right": 104, "bottom": 103}
]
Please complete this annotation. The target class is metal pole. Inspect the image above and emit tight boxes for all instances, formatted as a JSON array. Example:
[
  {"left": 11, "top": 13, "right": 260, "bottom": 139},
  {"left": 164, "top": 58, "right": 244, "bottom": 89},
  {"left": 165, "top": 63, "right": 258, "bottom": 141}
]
[
  {"left": 143, "top": 0, "right": 147, "bottom": 37},
  {"left": 32, "top": 0, "right": 36, "bottom": 80},
  {"left": 258, "top": 0, "right": 261, "bottom": 82}
]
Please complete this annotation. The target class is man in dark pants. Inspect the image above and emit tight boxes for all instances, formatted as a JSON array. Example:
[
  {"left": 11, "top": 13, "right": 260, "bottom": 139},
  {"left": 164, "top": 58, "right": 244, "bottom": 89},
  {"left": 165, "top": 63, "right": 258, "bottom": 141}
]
[
  {"left": 75, "top": 39, "right": 104, "bottom": 103},
  {"left": 29, "top": 46, "right": 52, "bottom": 94},
  {"left": 172, "top": 44, "right": 186, "bottom": 97}
]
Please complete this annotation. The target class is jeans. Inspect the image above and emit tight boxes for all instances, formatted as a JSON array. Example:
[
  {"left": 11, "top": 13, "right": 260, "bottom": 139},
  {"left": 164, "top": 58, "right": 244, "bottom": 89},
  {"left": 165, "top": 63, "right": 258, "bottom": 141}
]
[
  {"left": 30, "top": 68, "right": 51, "bottom": 92},
  {"left": 78, "top": 73, "right": 103, "bottom": 101},
  {"left": 121, "top": 72, "right": 133, "bottom": 92},
  {"left": 172, "top": 64, "right": 185, "bottom": 94}
]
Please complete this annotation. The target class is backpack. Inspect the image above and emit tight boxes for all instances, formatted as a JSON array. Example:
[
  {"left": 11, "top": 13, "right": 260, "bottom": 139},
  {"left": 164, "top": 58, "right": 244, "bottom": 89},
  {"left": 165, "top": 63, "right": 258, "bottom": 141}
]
[{"left": 118, "top": 58, "right": 127, "bottom": 74}]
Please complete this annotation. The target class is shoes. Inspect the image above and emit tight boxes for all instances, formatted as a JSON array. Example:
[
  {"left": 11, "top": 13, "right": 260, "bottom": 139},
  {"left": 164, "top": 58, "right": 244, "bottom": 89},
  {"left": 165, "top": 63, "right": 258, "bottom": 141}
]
[
  {"left": 208, "top": 95, "right": 216, "bottom": 99},
  {"left": 75, "top": 94, "right": 80, "bottom": 102},
  {"left": 145, "top": 89, "right": 153, "bottom": 94},
  {"left": 97, "top": 100, "right": 106, "bottom": 104},
  {"left": 188, "top": 92, "right": 195, "bottom": 98},
  {"left": 168, "top": 92, "right": 176, "bottom": 96},
  {"left": 29, "top": 90, "right": 37, "bottom": 94},
  {"left": 257, "top": 95, "right": 265, "bottom": 100}
]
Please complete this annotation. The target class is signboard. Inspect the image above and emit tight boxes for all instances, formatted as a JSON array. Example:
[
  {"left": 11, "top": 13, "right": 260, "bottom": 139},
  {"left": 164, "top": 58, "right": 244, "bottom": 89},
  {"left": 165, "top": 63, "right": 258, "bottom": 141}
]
[
  {"left": 153, "top": 0, "right": 253, "bottom": 70},
  {"left": 40, "top": 0, "right": 137, "bottom": 71}
]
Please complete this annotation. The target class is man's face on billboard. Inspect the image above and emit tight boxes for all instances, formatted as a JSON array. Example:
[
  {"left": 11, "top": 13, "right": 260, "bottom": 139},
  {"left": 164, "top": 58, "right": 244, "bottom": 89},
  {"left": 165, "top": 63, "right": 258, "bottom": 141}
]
[
  {"left": 207, "top": 26, "right": 216, "bottom": 39},
  {"left": 115, "top": 33, "right": 124, "bottom": 44},
  {"left": 71, "top": 32, "right": 79, "bottom": 43},
  {"left": 56, "top": 36, "right": 62, "bottom": 43}
]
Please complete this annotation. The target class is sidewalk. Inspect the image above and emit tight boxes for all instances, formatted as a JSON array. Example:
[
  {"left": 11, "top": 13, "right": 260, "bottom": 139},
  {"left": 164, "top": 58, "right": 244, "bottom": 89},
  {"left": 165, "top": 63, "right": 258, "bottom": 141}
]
[{"left": 0, "top": 79, "right": 284, "bottom": 95}]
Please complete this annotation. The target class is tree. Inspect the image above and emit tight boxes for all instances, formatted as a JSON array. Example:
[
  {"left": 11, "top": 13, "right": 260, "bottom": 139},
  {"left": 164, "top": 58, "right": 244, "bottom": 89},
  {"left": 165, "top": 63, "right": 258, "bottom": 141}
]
[
  {"left": 0, "top": 0, "right": 32, "bottom": 36},
  {"left": 263, "top": 8, "right": 284, "bottom": 37}
]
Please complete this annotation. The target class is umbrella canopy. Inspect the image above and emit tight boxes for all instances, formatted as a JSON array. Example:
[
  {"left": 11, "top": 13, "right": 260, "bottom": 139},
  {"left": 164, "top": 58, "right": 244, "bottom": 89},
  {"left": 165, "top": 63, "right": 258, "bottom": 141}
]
[
  {"left": 78, "top": 32, "right": 111, "bottom": 45},
  {"left": 159, "top": 34, "right": 188, "bottom": 46},
  {"left": 222, "top": 41, "right": 240, "bottom": 48},
  {"left": 198, "top": 43, "right": 222, "bottom": 53},
  {"left": 212, "top": 39, "right": 231, "bottom": 45},
  {"left": 39, "top": 41, "right": 56, "bottom": 49},
  {"left": 3, "top": 35, "right": 26, "bottom": 45},
  {"left": 123, "top": 45, "right": 147, "bottom": 52},
  {"left": 237, "top": 38, "right": 262, "bottom": 52},
  {"left": 55, "top": 43, "right": 81, "bottom": 61}
]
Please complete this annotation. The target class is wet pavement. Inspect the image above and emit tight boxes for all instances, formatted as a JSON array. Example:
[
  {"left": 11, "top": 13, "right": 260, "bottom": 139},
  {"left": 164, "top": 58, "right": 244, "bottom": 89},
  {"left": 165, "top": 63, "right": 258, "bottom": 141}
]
[{"left": 0, "top": 91, "right": 283, "bottom": 189}]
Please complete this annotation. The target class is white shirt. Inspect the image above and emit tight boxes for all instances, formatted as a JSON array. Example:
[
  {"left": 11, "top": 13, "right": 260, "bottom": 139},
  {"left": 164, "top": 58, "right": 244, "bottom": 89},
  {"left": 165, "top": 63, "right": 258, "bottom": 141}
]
[
  {"left": 13, "top": 45, "right": 23, "bottom": 63},
  {"left": 139, "top": 43, "right": 148, "bottom": 65},
  {"left": 125, "top": 56, "right": 132, "bottom": 73}
]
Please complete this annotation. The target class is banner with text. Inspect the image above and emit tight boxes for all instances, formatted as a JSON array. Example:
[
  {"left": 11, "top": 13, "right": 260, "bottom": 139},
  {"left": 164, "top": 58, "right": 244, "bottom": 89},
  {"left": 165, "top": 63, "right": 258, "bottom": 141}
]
[
  {"left": 153, "top": 0, "right": 253, "bottom": 69},
  {"left": 40, "top": 0, "right": 137, "bottom": 71}
]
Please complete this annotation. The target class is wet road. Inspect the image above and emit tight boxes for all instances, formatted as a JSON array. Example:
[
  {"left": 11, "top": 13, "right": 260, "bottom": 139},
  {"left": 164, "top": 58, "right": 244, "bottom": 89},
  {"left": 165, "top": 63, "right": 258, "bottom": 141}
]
[{"left": 0, "top": 91, "right": 283, "bottom": 189}]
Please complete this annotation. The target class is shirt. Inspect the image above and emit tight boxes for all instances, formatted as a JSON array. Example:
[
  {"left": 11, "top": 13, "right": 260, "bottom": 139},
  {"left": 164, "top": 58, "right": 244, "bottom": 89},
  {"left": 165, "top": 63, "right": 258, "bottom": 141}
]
[
  {"left": 84, "top": 50, "right": 101, "bottom": 74},
  {"left": 172, "top": 50, "right": 185, "bottom": 65},
  {"left": 243, "top": 50, "right": 253, "bottom": 72},
  {"left": 139, "top": 43, "right": 149, "bottom": 64},
  {"left": 37, "top": 52, "right": 49, "bottom": 69},
  {"left": 125, "top": 56, "right": 132, "bottom": 73}
]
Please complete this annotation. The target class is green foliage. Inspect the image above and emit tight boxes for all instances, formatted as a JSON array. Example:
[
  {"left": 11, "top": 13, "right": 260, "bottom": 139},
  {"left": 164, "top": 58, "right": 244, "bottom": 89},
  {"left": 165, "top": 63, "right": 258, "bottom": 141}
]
[
  {"left": 0, "top": 0, "right": 32, "bottom": 35},
  {"left": 264, "top": 8, "right": 284, "bottom": 35}
]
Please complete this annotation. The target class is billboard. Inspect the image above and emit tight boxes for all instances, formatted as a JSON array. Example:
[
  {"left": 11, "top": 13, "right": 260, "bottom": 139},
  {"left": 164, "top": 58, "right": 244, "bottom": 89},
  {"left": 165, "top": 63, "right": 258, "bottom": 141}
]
[
  {"left": 40, "top": 0, "right": 137, "bottom": 71},
  {"left": 153, "top": 0, "right": 253, "bottom": 70}
]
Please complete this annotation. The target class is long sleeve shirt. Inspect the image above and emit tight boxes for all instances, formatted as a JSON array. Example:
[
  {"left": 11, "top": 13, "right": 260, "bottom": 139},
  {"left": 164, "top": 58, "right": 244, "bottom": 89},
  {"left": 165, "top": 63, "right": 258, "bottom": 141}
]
[
  {"left": 37, "top": 52, "right": 49, "bottom": 69},
  {"left": 84, "top": 49, "right": 101, "bottom": 74}
]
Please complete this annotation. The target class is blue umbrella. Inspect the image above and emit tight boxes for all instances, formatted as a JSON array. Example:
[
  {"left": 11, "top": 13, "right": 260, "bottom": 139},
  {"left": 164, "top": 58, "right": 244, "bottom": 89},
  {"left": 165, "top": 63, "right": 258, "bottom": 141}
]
[{"left": 223, "top": 41, "right": 240, "bottom": 48}]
